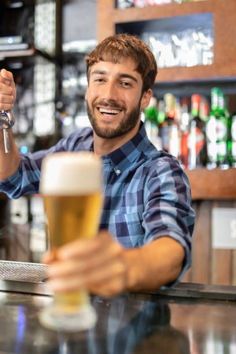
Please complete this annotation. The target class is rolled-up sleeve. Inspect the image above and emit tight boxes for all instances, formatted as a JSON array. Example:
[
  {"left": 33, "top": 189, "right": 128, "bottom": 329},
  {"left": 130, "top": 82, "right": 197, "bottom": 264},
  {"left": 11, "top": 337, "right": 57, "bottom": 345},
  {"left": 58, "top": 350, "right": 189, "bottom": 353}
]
[
  {"left": 0, "top": 127, "right": 94, "bottom": 199},
  {"left": 0, "top": 152, "right": 44, "bottom": 198},
  {"left": 143, "top": 156, "right": 195, "bottom": 285}
]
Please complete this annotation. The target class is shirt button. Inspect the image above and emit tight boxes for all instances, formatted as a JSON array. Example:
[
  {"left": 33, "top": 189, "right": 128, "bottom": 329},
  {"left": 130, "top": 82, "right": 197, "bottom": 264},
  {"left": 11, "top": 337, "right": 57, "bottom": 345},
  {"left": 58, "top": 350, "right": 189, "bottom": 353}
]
[{"left": 115, "top": 169, "right": 121, "bottom": 175}]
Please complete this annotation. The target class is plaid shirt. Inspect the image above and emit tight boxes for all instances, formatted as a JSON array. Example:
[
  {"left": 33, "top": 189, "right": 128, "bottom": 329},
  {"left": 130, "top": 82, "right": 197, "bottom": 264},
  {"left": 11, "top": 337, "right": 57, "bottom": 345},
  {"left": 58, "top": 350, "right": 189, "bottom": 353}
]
[{"left": 0, "top": 123, "right": 195, "bottom": 283}]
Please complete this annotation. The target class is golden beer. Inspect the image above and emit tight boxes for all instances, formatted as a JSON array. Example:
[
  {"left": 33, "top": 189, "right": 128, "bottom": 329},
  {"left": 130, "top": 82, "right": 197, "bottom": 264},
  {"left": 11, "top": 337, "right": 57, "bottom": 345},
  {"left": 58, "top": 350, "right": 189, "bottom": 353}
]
[
  {"left": 39, "top": 152, "right": 103, "bottom": 331},
  {"left": 44, "top": 193, "right": 102, "bottom": 246}
]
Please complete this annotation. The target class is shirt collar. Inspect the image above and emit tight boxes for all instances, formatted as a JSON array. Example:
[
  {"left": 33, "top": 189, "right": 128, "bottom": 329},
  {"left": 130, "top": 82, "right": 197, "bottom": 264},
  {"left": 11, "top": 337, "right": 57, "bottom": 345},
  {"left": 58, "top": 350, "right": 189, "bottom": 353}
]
[{"left": 101, "top": 122, "right": 150, "bottom": 172}]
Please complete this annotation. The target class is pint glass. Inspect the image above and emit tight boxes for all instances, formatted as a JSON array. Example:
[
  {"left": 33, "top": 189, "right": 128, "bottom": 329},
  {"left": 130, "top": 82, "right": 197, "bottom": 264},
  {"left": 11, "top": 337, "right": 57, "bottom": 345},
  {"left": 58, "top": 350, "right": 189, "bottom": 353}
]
[{"left": 39, "top": 151, "right": 103, "bottom": 331}]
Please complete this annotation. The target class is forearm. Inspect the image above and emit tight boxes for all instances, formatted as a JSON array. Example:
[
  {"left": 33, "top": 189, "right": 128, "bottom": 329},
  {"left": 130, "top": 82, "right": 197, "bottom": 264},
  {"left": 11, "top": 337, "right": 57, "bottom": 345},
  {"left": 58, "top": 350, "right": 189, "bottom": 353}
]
[
  {"left": 123, "top": 237, "right": 185, "bottom": 292},
  {"left": 0, "top": 129, "right": 21, "bottom": 180}
]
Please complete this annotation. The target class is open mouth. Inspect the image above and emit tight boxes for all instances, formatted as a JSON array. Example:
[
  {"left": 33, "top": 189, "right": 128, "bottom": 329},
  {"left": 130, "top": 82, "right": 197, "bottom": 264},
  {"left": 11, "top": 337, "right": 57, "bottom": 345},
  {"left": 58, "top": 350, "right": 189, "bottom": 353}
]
[{"left": 97, "top": 106, "right": 122, "bottom": 116}]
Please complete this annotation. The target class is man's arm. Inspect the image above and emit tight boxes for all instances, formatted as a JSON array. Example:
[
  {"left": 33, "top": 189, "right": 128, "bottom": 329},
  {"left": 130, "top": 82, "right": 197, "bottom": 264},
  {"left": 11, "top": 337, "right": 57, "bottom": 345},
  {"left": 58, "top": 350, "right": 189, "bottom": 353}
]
[
  {"left": 124, "top": 235, "right": 184, "bottom": 292},
  {"left": 0, "top": 69, "right": 21, "bottom": 180},
  {"left": 43, "top": 231, "right": 184, "bottom": 297}
]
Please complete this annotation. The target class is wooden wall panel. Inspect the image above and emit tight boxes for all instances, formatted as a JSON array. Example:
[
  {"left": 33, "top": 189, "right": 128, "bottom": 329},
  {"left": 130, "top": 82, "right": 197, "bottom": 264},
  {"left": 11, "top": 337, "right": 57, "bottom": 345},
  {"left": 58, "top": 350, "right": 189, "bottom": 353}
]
[
  {"left": 182, "top": 201, "right": 211, "bottom": 284},
  {"left": 211, "top": 201, "right": 233, "bottom": 285},
  {"left": 233, "top": 251, "right": 236, "bottom": 286},
  {"left": 192, "top": 201, "right": 212, "bottom": 284},
  {"left": 183, "top": 200, "right": 236, "bottom": 286},
  {"left": 211, "top": 250, "right": 232, "bottom": 285}
]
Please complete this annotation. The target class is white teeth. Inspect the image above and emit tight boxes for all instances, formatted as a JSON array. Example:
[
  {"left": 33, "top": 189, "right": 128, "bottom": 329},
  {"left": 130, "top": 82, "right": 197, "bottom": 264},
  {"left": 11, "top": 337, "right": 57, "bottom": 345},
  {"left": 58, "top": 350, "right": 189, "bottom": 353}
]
[{"left": 99, "top": 108, "right": 120, "bottom": 115}]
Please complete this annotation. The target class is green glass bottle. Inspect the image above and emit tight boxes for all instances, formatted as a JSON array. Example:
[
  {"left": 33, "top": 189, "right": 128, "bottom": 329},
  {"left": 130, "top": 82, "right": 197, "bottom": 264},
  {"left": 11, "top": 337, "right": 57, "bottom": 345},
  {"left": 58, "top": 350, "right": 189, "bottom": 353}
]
[
  {"left": 144, "top": 96, "right": 159, "bottom": 126},
  {"left": 144, "top": 96, "right": 161, "bottom": 150},
  {"left": 216, "top": 89, "right": 229, "bottom": 168},
  {"left": 206, "top": 88, "right": 229, "bottom": 169},
  {"left": 206, "top": 87, "right": 219, "bottom": 169},
  {"left": 228, "top": 113, "right": 236, "bottom": 167}
]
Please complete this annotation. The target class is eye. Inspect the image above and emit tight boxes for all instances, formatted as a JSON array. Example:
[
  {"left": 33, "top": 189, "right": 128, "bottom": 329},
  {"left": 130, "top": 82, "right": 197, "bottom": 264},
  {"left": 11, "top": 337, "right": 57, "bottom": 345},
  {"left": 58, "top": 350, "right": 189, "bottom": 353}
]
[
  {"left": 94, "top": 77, "right": 105, "bottom": 83},
  {"left": 120, "top": 80, "right": 132, "bottom": 88}
]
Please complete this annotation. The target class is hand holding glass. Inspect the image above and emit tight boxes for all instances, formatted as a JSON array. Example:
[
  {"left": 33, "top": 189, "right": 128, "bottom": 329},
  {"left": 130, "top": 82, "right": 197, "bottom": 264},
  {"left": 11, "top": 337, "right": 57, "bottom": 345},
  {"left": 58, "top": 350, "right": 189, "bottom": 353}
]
[{"left": 39, "top": 151, "right": 103, "bottom": 331}]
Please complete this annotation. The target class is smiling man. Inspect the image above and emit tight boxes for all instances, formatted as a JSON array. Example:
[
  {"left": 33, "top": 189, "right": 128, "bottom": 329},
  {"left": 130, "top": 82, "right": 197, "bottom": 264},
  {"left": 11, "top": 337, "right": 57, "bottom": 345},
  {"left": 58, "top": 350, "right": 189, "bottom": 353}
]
[
  {"left": 86, "top": 58, "right": 151, "bottom": 155},
  {"left": 0, "top": 34, "right": 195, "bottom": 296}
]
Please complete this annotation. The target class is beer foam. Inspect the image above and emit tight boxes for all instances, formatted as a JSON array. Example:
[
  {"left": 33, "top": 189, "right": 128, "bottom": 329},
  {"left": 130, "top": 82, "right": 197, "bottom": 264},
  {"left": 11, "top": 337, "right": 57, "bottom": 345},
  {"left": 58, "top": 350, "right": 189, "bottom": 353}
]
[{"left": 40, "top": 152, "right": 102, "bottom": 195}]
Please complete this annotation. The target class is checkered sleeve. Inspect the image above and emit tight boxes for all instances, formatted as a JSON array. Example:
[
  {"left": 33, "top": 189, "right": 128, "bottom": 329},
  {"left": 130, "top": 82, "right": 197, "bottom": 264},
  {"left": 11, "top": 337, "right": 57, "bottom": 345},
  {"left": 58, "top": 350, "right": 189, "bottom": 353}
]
[
  {"left": 0, "top": 128, "right": 91, "bottom": 198},
  {"left": 142, "top": 156, "right": 195, "bottom": 285}
]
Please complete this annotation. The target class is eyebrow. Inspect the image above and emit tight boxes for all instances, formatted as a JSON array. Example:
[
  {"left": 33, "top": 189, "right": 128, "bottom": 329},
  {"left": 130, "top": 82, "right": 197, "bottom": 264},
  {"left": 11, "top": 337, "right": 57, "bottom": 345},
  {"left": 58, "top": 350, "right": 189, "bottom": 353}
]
[{"left": 90, "top": 70, "right": 138, "bottom": 83}]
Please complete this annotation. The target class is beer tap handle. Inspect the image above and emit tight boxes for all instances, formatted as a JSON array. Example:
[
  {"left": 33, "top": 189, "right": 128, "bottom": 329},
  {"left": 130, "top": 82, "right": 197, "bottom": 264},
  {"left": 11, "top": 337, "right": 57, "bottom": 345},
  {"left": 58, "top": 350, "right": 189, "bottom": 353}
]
[
  {"left": 0, "top": 110, "right": 15, "bottom": 154},
  {"left": 3, "top": 128, "right": 10, "bottom": 153}
]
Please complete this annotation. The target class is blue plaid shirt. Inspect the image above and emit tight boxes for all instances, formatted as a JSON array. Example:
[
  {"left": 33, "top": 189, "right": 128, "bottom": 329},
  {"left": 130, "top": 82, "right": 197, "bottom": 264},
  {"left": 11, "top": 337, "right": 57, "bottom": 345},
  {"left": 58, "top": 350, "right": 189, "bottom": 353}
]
[{"left": 0, "top": 123, "right": 195, "bottom": 282}]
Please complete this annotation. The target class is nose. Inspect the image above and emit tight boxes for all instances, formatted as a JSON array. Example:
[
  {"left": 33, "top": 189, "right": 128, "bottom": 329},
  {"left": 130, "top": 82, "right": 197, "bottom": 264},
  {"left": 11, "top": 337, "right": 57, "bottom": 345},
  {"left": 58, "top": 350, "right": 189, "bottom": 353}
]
[{"left": 100, "top": 80, "right": 118, "bottom": 100}]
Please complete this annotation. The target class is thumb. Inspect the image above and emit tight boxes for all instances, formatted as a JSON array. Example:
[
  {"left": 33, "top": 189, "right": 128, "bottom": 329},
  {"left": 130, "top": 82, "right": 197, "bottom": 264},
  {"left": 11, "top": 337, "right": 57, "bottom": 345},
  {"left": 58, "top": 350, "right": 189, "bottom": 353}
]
[{"left": 0, "top": 69, "right": 13, "bottom": 81}]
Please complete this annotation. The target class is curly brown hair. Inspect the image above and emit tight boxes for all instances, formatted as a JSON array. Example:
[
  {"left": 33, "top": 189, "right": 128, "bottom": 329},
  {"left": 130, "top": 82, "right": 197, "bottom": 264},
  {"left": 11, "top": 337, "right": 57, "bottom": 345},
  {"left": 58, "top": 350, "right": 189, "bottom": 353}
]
[{"left": 86, "top": 34, "right": 158, "bottom": 93}]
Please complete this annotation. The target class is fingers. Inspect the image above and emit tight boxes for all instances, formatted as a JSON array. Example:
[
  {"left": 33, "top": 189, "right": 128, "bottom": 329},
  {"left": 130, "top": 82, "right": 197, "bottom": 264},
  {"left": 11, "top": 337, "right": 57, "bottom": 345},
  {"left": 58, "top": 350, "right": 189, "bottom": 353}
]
[
  {"left": 44, "top": 231, "right": 128, "bottom": 297},
  {"left": 47, "top": 258, "right": 127, "bottom": 297},
  {"left": 46, "top": 238, "right": 123, "bottom": 280},
  {"left": 55, "top": 230, "right": 112, "bottom": 260},
  {"left": 55, "top": 236, "right": 103, "bottom": 261},
  {"left": 0, "top": 69, "right": 16, "bottom": 111}
]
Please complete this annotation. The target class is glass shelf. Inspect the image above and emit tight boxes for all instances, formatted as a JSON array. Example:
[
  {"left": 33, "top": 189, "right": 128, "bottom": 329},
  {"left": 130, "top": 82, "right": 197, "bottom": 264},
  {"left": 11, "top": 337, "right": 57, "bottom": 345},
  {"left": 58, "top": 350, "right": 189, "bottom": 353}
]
[{"left": 116, "top": 13, "right": 213, "bottom": 69}]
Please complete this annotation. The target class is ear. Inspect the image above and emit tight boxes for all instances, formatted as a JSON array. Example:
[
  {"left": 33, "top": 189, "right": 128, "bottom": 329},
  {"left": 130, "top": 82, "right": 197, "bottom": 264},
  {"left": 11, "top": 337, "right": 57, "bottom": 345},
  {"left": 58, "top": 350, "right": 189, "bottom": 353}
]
[{"left": 140, "top": 89, "right": 153, "bottom": 110}]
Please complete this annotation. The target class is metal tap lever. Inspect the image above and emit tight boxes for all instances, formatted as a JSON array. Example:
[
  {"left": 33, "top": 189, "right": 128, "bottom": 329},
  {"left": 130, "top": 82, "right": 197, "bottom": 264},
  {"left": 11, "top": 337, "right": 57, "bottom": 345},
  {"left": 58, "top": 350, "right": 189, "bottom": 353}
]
[{"left": 0, "top": 110, "right": 15, "bottom": 153}]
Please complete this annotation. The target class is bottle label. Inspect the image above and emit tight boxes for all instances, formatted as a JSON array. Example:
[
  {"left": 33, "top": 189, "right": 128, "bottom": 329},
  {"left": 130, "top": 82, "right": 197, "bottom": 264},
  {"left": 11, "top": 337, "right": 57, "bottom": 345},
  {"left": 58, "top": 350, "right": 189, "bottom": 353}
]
[
  {"left": 232, "top": 142, "right": 236, "bottom": 158},
  {"left": 217, "top": 141, "right": 227, "bottom": 156},
  {"left": 169, "top": 125, "right": 179, "bottom": 158},
  {"left": 231, "top": 116, "right": 236, "bottom": 141},
  {"left": 192, "top": 127, "right": 204, "bottom": 154},
  {"left": 188, "top": 123, "right": 205, "bottom": 168},
  {"left": 216, "top": 120, "right": 227, "bottom": 140},
  {"left": 207, "top": 142, "right": 217, "bottom": 161},
  {"left": 206, "top": 116, "right": 217, "bottom": 142}
]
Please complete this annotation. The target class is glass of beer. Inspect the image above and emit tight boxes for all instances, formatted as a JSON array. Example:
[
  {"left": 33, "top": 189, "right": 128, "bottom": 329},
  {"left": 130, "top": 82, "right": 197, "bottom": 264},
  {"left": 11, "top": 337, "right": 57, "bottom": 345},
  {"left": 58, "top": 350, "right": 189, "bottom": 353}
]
[{"left": 38, "top": 151, "right": 103, "bottom": 331}]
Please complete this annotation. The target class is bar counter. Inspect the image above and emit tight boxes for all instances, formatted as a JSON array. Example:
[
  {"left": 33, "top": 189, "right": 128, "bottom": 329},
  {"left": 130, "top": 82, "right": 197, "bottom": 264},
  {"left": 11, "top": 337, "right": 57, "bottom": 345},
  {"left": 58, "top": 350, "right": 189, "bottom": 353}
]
[
  {"left": 0, "top": 224, "right": 236, "bottom": 353},
  {"left": 0, "top": 277, "right": 236, "bottom": 354}
]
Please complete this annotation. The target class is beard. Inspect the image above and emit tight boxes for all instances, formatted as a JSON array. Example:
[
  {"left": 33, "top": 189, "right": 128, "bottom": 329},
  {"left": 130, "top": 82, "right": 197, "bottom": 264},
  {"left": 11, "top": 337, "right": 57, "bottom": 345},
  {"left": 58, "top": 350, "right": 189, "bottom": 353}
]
[{"left": 86, "top": 99, "right": 142, "bottom": 139}]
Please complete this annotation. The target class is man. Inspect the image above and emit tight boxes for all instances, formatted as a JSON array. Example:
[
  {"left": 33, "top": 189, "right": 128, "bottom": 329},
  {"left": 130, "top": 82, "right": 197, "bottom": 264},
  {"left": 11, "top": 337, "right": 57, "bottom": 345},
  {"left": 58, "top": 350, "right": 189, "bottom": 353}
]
[{"left": 0, "top": 34, "right": 195, "bottom": 297}]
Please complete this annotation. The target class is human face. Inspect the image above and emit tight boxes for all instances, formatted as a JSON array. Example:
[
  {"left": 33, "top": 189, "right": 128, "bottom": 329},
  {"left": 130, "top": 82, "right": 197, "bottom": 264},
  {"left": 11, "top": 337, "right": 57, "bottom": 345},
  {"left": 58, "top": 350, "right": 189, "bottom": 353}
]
[{"left": 85, "top": 59, "right": 151, "bottom": 140}]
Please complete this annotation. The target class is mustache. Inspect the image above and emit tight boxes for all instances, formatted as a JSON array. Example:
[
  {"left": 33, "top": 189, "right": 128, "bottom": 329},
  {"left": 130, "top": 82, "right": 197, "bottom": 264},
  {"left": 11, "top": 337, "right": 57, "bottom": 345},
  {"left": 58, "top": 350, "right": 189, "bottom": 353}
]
[{"left": 95, "top": 99, "right": 124, "bottom": 110}]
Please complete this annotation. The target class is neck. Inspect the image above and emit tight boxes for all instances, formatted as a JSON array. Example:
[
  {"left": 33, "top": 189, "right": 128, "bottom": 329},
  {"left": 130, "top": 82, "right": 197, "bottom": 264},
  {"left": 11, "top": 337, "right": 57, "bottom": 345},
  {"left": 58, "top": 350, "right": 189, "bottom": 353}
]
[{"left": 93, "top": 123, "right": 140, "bottom": 157}]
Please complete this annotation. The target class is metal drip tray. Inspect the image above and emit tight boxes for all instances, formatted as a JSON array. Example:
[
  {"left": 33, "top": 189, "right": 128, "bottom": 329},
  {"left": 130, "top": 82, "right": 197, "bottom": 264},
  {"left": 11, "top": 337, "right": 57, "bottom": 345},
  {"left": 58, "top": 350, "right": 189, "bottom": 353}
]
[{"left": 0, "top": 260, "right": 51, "bottom": 296}]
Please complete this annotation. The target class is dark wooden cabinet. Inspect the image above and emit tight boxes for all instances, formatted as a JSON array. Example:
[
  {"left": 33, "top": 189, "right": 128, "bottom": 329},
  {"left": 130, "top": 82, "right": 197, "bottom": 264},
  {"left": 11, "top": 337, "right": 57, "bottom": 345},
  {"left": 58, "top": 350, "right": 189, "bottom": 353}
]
[{"left": 97, "top": 0, "right": 236, "bottom": 83}]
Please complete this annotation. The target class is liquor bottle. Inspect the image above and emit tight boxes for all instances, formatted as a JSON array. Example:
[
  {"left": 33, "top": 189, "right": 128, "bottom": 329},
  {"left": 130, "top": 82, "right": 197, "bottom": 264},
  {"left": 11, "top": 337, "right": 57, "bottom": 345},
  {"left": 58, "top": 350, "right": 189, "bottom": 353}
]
[
  {"left": 156, "top": 99, "right": 166, "bottom": 151},
  {"left": 169, "top": 97, "right": 181, "bottom": 158},
  {"left": 206, "top": 88, "right": 229, "bottom": 169},
  {"left": 188, "top": 94, "right": 207, "bottom": 169},
  {"left": 159, "top": 93, "right": 179, "bottom": 157},
  {"left": 216, "top": 90, "right": 230, "bottom": 168},
  {"left": 205, "top": 88, "right": 218, "bottom": 169},
  {"left": 179, "top": 98, "right": 190, "bottom": 168},
  {"left": 157, "top": 99, "right": 166, "bottom": 126},
  {"left": 228, "top": 113, "right": 236, "bottom": 167},
  {"left": 144, "top": 96, "right": 161, "bottom": 149}
]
